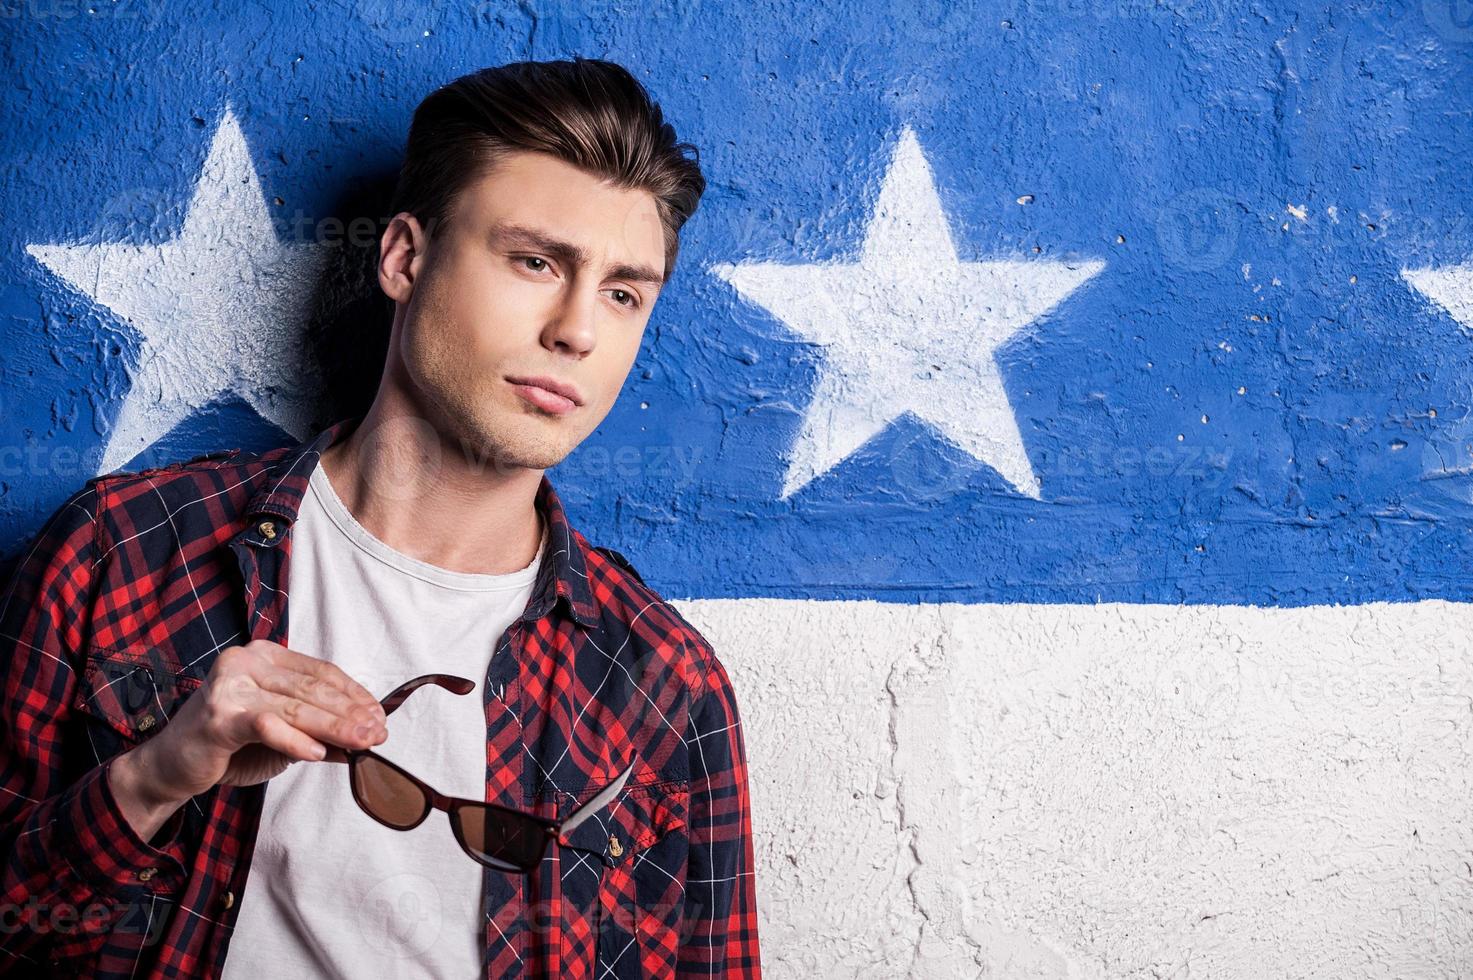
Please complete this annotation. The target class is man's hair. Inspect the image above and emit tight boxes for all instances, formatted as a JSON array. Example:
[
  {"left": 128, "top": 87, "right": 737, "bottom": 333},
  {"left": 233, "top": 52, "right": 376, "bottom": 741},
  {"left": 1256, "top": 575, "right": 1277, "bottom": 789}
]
[{"left": 387, "top": 58, "right": 706, "bottom": 285}]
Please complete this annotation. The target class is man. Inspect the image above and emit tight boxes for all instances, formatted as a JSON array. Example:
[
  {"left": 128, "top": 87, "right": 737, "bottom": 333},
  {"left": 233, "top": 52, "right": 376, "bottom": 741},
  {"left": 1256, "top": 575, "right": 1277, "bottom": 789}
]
[{"left": 0, "top": 58, "right": 760, "bottom": 978}]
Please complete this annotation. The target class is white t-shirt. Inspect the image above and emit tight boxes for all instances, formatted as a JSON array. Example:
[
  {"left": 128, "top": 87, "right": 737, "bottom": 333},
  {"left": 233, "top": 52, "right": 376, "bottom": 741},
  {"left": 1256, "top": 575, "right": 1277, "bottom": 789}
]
[{"left": 220, "top": 461, "right": 546, "bottom": 980}]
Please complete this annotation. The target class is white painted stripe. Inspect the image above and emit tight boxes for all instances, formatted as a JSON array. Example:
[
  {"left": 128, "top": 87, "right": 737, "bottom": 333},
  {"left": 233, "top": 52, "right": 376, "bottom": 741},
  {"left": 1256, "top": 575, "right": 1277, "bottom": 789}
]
[{"left": 676, "top": 598, "right": 1473, "bottom": 978}]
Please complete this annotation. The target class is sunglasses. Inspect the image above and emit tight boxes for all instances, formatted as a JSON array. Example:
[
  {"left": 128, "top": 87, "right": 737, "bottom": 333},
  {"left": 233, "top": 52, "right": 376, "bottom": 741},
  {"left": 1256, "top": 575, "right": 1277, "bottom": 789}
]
[{"left": 344, "top": 673, "right": 636, "bottom": 873}]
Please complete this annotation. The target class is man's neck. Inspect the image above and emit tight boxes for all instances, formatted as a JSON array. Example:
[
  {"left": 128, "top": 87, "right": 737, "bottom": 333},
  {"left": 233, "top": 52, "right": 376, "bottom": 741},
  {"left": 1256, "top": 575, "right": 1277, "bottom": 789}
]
[{"left": 317, "top": 416, "right": 545, "bottom": 577}]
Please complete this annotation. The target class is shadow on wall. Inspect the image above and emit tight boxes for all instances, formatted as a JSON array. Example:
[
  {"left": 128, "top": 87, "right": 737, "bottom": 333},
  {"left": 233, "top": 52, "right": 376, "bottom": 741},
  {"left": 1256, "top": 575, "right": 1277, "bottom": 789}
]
[{"left": 298, "top": 168, "right": 401, "bottom": 428}]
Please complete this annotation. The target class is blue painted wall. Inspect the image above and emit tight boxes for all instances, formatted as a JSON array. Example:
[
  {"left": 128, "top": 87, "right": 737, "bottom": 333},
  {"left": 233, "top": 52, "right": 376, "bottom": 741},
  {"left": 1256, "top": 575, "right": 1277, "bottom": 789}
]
[{"left": 2, "top": 0, "right": 1470, "bottom": 605}]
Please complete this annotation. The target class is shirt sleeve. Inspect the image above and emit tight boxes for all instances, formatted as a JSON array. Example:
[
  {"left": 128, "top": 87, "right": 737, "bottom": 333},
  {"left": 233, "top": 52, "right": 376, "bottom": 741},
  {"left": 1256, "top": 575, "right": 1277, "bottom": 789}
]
[
  {"left": 677, "top": 649, "right": 762, "bottom": 977},
  {"left": 0, "top": 482, "right": 190, "bottom": 973}
]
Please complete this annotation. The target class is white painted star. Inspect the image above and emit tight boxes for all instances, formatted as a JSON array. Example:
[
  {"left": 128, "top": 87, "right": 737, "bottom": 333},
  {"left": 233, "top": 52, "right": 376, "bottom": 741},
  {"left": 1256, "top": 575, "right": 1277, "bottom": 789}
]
[
  {"left": 1403, "top": 263, "right": 1473, "bottom": 335},
  {"left": 26, "top": 103, "right": 332, "bottom": 475},
  {"left": 711, "top": 126, "right": 1104, "bottom": 500}
]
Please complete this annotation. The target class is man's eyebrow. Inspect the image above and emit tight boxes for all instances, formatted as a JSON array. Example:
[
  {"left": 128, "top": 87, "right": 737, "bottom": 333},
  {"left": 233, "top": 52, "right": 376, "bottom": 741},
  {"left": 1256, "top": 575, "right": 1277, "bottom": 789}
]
[{"left": 488, "top": 221, "right": 665, "bottom": 288}]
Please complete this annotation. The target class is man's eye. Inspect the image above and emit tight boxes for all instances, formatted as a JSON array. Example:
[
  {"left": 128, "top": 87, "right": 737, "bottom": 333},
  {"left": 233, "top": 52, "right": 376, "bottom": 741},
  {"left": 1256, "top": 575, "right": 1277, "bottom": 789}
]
[
  {"left": 519, "top": 256, "right": 549, "bottom": 273},
  {"left": 609, "top": 289, "right": 640, "bottom": 310}
]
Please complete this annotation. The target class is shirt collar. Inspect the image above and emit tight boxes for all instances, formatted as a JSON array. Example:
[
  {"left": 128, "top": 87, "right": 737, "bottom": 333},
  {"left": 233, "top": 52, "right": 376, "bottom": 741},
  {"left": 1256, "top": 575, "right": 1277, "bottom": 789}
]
[{"left": 239, "top": 414, "right": 600, "bottom": 630}]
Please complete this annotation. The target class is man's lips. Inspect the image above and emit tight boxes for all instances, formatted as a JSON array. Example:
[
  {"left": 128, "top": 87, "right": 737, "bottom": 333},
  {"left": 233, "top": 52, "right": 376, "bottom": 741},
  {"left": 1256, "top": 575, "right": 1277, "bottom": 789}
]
[
  {"left": 506, "top": 376, "right": 583, "bottom": 415},
  {"left": 505, "top": 374, "right": 584, "bottom": 404}
]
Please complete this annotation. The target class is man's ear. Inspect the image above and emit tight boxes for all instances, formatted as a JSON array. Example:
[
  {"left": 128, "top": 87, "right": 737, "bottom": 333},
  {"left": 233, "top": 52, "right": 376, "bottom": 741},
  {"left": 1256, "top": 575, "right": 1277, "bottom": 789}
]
[{"left": 378, "top": 211, "right": 431, "bottom": 305}]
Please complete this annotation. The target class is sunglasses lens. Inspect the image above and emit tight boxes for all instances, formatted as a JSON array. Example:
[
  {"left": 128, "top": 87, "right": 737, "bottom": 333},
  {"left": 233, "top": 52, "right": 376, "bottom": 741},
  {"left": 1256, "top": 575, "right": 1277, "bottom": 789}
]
[
  {"left": 351, "top": 755, "right": 428, "bottom": 829},
  {"left": 452, "top": 805, "right": 546, "bottom": 871}
]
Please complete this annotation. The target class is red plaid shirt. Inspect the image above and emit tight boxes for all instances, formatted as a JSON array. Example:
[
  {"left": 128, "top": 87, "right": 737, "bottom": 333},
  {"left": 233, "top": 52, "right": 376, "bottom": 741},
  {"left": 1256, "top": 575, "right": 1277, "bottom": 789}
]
[{"left": 0, "top": 415, "right": 761, "bottom": 978}]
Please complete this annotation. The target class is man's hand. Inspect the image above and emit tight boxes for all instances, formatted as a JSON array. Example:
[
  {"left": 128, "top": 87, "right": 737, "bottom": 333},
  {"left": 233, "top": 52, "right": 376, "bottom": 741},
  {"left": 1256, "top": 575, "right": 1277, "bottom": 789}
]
[{"left": 108, "top": 640, "right": 387, "bottom": 839}]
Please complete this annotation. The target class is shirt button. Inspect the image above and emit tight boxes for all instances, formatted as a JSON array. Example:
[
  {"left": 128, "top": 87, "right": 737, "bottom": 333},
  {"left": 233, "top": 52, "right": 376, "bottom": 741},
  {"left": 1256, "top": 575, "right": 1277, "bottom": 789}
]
[
  {"left": 137, "top": 867, "right": 158, "bottom": 882},
  {"left": 137, "top": 713, "right": 156, "bottom": 732},
  {"left": 257, "top": 520, "right": 277, "bottom": 540},
  {"left": 608, "top": 835, "right": 623, "bottom": 858},
  {"left": 222, "top": 889, "right": 235, "bottom": 910}
]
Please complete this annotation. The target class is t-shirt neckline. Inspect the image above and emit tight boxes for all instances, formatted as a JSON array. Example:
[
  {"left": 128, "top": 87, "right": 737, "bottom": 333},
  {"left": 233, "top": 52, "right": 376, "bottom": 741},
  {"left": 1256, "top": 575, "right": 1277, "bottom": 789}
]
[{"left": 306, "top": 462, "right": 546, "bottom": 593}]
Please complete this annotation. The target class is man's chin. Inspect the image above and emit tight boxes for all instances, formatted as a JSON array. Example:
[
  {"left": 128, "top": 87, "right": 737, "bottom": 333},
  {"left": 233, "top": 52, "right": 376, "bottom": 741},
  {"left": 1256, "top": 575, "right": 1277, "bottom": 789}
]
[{"left": 462, "top": 427, "right": 578, "bottom": 477}]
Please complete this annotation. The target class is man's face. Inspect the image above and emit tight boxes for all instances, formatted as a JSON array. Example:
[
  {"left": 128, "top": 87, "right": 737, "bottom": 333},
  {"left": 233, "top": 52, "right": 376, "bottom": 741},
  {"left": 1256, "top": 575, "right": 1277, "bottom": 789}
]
[{"left": 390, "top": 150, "right": 667, "bottom": 473}]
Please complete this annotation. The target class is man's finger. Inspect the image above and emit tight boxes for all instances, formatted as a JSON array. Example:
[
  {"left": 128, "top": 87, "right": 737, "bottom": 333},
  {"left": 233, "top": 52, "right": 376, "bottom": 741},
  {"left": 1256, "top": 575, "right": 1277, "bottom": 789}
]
[{"left": 260, "top": 645, "right": 382, "bottom": 709}]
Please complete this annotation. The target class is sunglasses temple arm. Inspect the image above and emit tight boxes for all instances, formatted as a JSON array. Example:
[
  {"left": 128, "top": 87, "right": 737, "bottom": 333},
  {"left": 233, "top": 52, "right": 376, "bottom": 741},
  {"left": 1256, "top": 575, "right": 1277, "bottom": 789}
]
[
  {"left": 379, "top": 673, "right": 476, "bottom": 716},
  {"left": 556, "top": 759, "right": 637, "bottom": 837}
]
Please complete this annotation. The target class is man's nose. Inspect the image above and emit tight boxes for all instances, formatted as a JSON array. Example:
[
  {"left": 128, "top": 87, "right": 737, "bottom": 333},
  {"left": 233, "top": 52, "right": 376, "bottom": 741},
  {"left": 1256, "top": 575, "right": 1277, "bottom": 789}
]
[{"left": 545, "top": 286, "right": 598, "bottom": 355}]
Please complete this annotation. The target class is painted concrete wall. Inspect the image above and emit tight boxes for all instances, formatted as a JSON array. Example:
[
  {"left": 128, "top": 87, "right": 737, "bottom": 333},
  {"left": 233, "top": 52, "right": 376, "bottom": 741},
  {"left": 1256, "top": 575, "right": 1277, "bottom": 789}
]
[
  {"left": 680, "top": 597, "right": 1472, "bottom": 976},
  {"left": 2, "top": 1, "right": 1471, "bottom": 976}
]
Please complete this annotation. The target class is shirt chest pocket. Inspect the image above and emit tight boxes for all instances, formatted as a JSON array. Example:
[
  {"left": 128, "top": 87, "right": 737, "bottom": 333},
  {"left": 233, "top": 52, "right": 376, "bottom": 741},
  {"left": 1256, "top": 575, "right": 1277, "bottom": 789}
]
[
  {"left": 69, "top": 647, "right": 201, "bottom": 762},
  {"left": 557, "top": 780, "right": 690, "bottom": 978}
]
